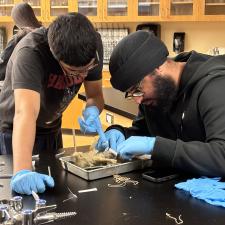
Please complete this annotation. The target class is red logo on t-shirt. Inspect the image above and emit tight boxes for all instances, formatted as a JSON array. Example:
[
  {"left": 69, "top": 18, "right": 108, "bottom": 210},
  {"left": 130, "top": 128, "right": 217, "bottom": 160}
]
[{"left": 47, "top": 73, "right": 82, "bottom": 89}]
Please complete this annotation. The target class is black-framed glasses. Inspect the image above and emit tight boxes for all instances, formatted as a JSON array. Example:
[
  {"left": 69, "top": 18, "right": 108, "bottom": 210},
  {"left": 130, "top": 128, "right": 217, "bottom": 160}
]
[
  {"left": 125, "top": 81, "right": 144, "bottom": 99},
  {"left": 58, "top": 51, "right": 99, "bottom": 78}
]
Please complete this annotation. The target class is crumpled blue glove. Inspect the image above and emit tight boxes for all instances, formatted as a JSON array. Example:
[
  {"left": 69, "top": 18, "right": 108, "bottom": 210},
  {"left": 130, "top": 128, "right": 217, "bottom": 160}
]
[
  {"left": 78, "top": 106, "right": 107, "bottom": 144},
  {"left": 117, "top": 136, "right": 155, "bottom": 160},
  {"left": 10, "top": 170, "right": 55, "bottom": 195},
  {"left": 96, "top": 129, "right": 125, "bottom": 151},
  {"left": 175, "top": 177, "right": 225, "bottom": 207}
]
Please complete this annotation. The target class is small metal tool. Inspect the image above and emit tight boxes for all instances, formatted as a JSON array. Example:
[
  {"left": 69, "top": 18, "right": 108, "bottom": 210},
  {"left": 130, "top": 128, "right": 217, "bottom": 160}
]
[
  {"left": 35, "top": 199, "right": 47, "bottom": 210},
  {"left": 10, "top": 196, "right": 23, "bottom": 212},
  {"left": 62, "top": 186, "right": 78, "bottom": 203},
  {"left": 0, "top": 204, "right": 8, "bottom": 223},
  {"left": 104, "top": 147, "right": 118, "bottom": 157},
  {"left": 22, "top": 209, "right": 33, "bottom": 225},
  {"left": 32, "top": 191, "right": 40, "bottom": 201},
  {"left": 105, "top": 147, "right": 151, "bottom": 160},
  {"left": 72, "top": 128, "right": 77, "bottom": 152},
  {"left": 34, "top": 204, "right": 57, "bottom": 217},
  {"left": 55, "top": 150, "right": 65, "bottom": 159},
  {"left": 32, "top": 154, "right": 40, "bottom": 161},
  {"left": 67, "top": 186, "right": 77, "bottom": 199},
  {"left": 47, "top": 166, "right": 51, "bottom": 177},
  {"left": 34, "top": 212, "right": 77, "bottom": 224},
  {"left": 78, "top": 188, "right": 97, "bottom": 193}
]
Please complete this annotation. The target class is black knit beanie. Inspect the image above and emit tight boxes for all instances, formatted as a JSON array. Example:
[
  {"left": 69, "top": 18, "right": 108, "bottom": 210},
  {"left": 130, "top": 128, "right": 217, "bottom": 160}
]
[{"left": 109, "top": 30, "right": 169, "bottom": 92}]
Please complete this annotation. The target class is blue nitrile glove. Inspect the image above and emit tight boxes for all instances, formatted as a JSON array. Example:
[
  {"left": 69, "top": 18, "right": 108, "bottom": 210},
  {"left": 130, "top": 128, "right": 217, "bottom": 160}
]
[
  {"left": 78, "top": 106, "right": 107, "bottom": 144},
  {"left": 117, "top": 136, "right": 155, "bottom": 160},
  {"left": 10, "top": 170, "right": 55, "bottom": 195},
  {"left": 175, "top": 177, "right": 225, "bottom": 207},
  {"left": 96, "top": 129, "right": 125, "bottom": 151},
  {"left": 78, "top": 106, "right": 100, "bottom": 133}
]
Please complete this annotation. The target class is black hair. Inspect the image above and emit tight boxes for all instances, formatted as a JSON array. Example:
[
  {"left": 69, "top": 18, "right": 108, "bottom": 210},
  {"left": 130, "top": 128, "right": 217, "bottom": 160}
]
[
  {"left": 11, "top": 2, "right": 41, "bottom": 29},
  {"left": 48, "top": 12, "right": 97, "bottom": 66}
]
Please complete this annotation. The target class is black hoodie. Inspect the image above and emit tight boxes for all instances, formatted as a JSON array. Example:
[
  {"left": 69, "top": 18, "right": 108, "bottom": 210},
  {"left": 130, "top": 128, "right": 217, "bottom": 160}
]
[{"left": 109, "top": 51, "right": 225, "bottom": 177}]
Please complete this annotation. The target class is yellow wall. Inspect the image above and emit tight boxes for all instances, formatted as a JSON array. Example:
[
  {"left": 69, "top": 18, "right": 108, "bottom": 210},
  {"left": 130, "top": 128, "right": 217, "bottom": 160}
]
[
  {"left": 123, "top": 21, "right": 225, "bottom": 57},
  {"left": 160, "top": 22, "right": 225, "bottom": 57},
  {"left": 2, "top": 21, "right": 225, "bottom": 56}
]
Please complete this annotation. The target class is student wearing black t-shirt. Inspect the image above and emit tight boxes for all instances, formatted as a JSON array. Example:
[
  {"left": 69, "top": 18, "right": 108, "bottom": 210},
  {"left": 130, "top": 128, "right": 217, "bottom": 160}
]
[
  {"left": 0, "top": 13, "right": 105, "bottom": 195},
  {"left": 0, "top": 2, "right": 42, "bottom": 81}
]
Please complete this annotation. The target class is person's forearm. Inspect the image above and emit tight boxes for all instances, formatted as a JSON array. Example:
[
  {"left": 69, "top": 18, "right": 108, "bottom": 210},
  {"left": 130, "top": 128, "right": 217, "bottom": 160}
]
[
  {"left": 12, "top": 113, "right": 36, "bottom": 173},
  {"left": 86, "top": 94, "right": 104, "bottom": 113}
]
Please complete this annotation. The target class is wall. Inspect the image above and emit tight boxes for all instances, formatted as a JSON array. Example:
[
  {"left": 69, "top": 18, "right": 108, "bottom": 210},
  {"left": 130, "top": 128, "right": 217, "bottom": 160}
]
[
  {"left": 160, "top": 21, "right": 225, "bottom": 57},
  {"left": 123, "top": 21, "right": 225, "bottom": 57},
  {"left": 2, "top": 21, "right": 225, "bottom": 57}
]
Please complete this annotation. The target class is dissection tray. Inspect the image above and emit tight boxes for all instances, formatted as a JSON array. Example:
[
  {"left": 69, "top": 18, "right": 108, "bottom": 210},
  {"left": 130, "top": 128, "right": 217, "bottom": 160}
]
[{"left": 60, "top": 155, "right": 152, "bottom": 180}]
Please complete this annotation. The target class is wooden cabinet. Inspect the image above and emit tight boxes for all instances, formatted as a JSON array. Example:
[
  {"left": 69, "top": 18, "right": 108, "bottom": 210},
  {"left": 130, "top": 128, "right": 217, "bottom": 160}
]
[
  {"left": 2, "top": 0, "right": 225, "bottom": 22},
  {"left": 102, "top": 0, "right": 133, "bottom": 22},
  {"left": 101, "top": 0, "right": 225, "bottom": 22},
  {"left": 0, "top": 0, "right": 19, "bottom": 22},
  {"left": 45, "top": 0, "right": 102, "bottom": 22},
  {"left": 0, "top": 0, "right": 45, "bottom": 22},
  {"left": 77, "top": 0, "right": 103, "bottom": 22},
  {"left": 45, "top": 0, "right": 71, "bottom": 21},
  {"left": 198, "top": 0, "right": 225, "bottom": 21},
  {"left": 46, "top": 0, "right": 102, "bottom": 22},
  {"left": 164, "top": 0, "right": 198, "bottom": 21},
  {"left": 133, "top": 0, "right": 198, "bottom": 21},
  {"left": 0, "top": 0, "right": 102, "bottom": 23},
  {"left": 133, "top": 0, "right": 163, "bottom": 22}
]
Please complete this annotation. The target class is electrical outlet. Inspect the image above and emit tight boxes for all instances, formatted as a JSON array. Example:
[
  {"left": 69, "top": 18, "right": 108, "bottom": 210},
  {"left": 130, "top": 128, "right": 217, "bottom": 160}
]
[{"left": 106, "top": 112, "right": 114, "bottom": 124}]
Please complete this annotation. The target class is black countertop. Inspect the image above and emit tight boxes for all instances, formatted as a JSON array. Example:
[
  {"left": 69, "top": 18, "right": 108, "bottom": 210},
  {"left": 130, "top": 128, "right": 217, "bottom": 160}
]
[
  {"left": 78, "top": 88, "right": 138, "bottom": 119},
  {"left": 1, "top": 152, "right": 225, "bottom": 225}
]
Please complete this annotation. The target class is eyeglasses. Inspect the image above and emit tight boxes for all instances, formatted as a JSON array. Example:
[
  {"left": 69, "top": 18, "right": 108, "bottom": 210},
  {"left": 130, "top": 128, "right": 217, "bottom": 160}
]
[
  {"left": 125, "top": 81, "right": 144, "bottom": 99},
  {"left": 58, "top": 51, "right": 99, "bottom": 78}
]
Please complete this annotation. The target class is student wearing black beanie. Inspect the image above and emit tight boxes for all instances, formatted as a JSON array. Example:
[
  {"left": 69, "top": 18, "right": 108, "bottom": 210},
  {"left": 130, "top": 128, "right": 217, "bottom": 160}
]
[
  {"left": 96, "top": 30, "right": 225, "bottom": 178},
  {"left": 110, "top": 31, "right": 169, "bottom": 92}
]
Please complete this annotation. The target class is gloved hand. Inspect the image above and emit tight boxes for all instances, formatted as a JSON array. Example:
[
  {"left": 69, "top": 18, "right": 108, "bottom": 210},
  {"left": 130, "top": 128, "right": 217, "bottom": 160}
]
[
  {"left": 96, "top": 129, "right": 125, "bottom": 151},
  {"left": 175, "top": 177, "right": 225, "bottom": 207},
  {"left": 78, "top": 106, "right": 100, "bottom": 133},
  {"left": 117, "top": 136, "right": 155, "bottom": 160},
  {"left": 78, "top": 106, "right": 107, "bottom": 144},
  {"left": 10, "top": 170, "right": 55, "bottom": 195}
]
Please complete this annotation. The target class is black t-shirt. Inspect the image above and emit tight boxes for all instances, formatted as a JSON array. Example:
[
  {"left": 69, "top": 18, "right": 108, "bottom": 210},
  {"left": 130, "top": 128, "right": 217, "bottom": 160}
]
[
  {"left": 0, "top": 30, "right": 30, "bottom": 81},
  {"left": 0, "top": 27, "right": 103, "bottom": 134}
]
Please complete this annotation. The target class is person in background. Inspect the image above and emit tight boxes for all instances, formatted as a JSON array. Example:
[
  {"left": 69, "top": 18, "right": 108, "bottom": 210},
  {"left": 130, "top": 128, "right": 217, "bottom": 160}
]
[
  {"left": 97, "top": 30, "right": 225, "bottom": 177},
  {"left": 0, "top": 2, "right": 42, "bottom": 81},
  {"left": 0, "top": 12, "right": 105, "bottom": 195}
]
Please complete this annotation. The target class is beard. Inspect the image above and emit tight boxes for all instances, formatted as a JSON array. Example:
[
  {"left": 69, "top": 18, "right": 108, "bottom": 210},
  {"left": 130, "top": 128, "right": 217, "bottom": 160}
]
[{"left": 142, "top": 74, "right": 177, "bottom": 112}]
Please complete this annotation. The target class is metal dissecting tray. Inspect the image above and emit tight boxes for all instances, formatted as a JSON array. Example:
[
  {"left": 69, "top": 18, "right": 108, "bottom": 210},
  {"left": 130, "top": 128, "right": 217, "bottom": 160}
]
[{"left": 60, "top": 155, "right": 152, "bottom": 180}]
